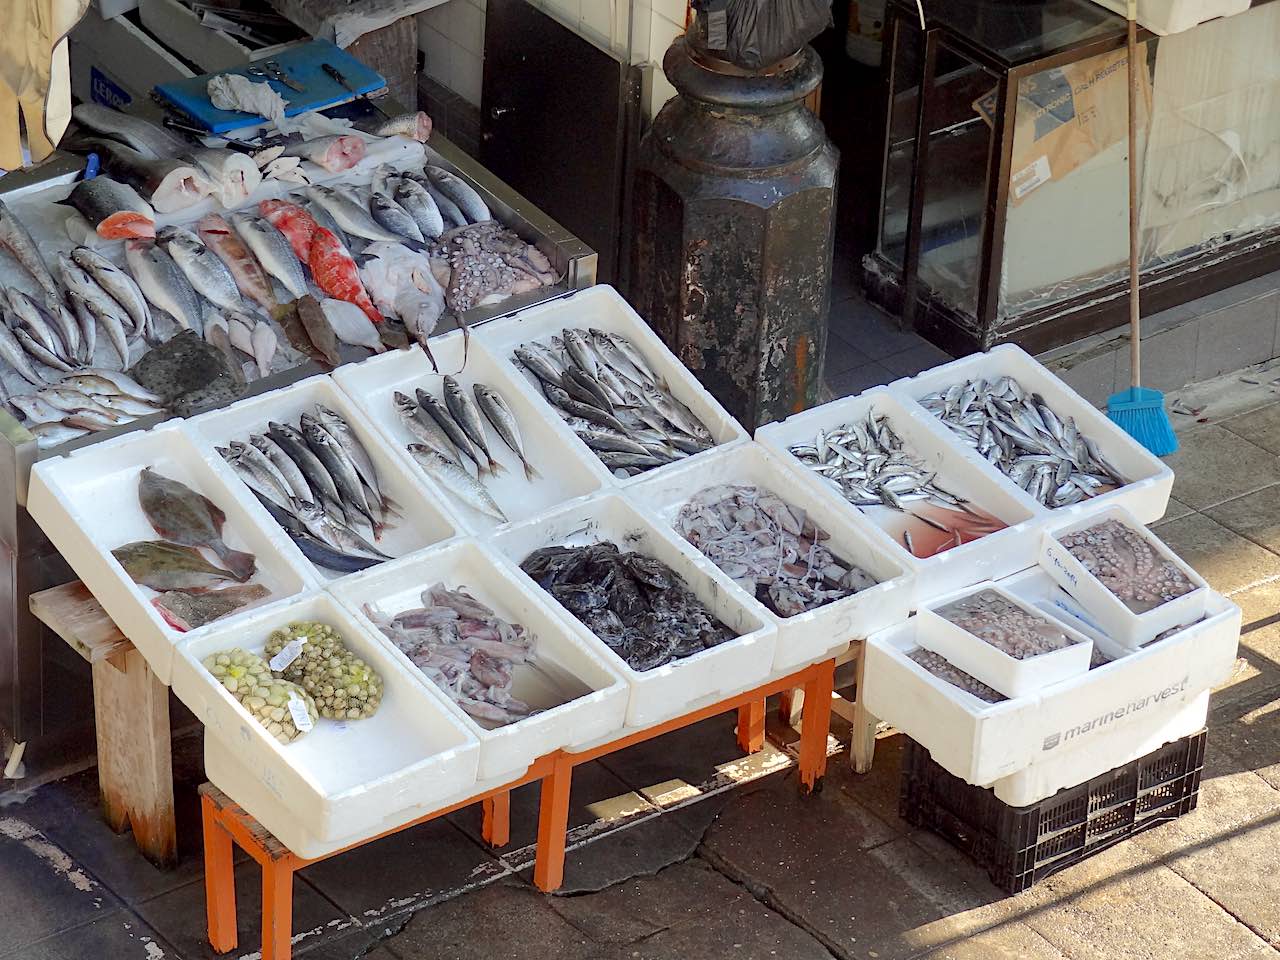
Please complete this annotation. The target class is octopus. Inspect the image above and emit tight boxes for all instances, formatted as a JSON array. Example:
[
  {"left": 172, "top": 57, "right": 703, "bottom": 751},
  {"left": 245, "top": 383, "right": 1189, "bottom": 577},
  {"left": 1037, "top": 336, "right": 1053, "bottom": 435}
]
[
  {"left": 429, "top": 221, "right": 559, "bottom": 312},
  {"left": 935, "top": 589, "right": 1078, "bottom": 660},
  {"left": 1057, "top": 518, "right": 1195, "bottom": 614},
  {"left": 908, "top": 648, "right": 1007, "bottom": 703}
]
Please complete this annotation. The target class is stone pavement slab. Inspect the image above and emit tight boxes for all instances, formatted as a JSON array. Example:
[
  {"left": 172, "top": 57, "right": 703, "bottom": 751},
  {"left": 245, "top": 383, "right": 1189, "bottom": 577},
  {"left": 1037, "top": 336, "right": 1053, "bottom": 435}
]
[
  {"left": 1153, "top": 496, "right": 1193, "bottom": 525},
  {"left": 1220, "top": 403, "right": 1280, "bottom": 457},
  {"left": 1207, "top": 485, "right": 1280, "bottom": 555},
  {"left": 1149, "top": 512, "right": 1280, "bottom": 595},
  {"left": 1163, "top": 425, "right": 1280, "bottom": 510},
  {"left": 0, "top": 912, "right": 173, "bottom": 960},
  {"left": 907, "top": 922, "right": 1067, "bottom": 960},
  {"left": 1209, "top": 685, "right": 1280, "bottom": 792}
]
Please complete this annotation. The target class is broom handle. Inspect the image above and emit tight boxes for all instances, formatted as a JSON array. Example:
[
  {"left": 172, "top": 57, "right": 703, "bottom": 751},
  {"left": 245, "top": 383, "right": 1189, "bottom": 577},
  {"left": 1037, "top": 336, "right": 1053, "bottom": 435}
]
[{"left": 1127, "top": 1, "right": 1141, "bottom": 389}]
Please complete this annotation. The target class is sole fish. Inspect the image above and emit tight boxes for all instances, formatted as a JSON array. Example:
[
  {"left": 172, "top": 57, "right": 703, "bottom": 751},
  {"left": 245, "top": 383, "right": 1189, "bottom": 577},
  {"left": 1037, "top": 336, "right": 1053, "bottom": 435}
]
[
  {"left": 408, "top": 444, "right": 507, "bottom": 521},
  {"left": 0, "top": 198, "right": 59, "bottom": 298},
  {"left": 57, "top": 178, "right": 155, "bottom": 240},
  {"left": 196, "top": 214, "right": 277, "bottom": 313},
  {"left": 295, "top": 294, "right": 342, "bottom": 366},
  {"left": 124, "top": 239, "right": 203, "bottom": 332},
  {"left": 138, "top": 467, "right": 256, "bottom": 581}
]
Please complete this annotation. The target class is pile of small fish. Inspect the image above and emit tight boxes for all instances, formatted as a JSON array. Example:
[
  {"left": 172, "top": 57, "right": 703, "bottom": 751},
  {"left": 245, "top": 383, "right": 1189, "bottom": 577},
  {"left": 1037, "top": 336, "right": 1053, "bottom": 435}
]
[
  {"left": 675, "top": 484, "right": 877, "bottom": 617},
  {"left": 934, "top": 589, "right": 1078, "bottom": 659},
  {"left": 908, "top": 648, "right": 1007, "bottom": 703},
  {"left": 364, "top": 583, "right": 539, "bottom": 727},
  {"left": 396, "top": 375, "right": 536, "bottom": 523},
  {"left": 12, "top": 370, "right": 164, "bottom": 448},
  {"left": 113, "top": 467, "right": 268, "bottom": 630},
  {"left": 521, "top": 542, "right": 736, "bottom": 672},
  {"left": 918, "top": 376, "right": 1126, "bottom": 508},
  {"left": 218, "top": 403, "right": 399, "bottom": 574},
  {"left": 788, "top": 415, "right": 1007, "bottom": 557},
  {"left": 513, "top": 328, "right": 714, "bottom": 478},
  {"left": 1057, "top": 518, "right": 1196, "bottom": 614}
]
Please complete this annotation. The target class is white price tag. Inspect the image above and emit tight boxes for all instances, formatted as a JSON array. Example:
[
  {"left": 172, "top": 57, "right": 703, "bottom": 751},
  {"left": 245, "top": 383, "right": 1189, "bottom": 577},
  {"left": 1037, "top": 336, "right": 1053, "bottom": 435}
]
[
  {"left": 270, "top": 637, "right": 306, "bottom": 672},
  {"left": 1012, "top": 155, "right": 1052, "bottom": 201},
  {"left": 287, "top": 693, "right": 314, "bottom": 733}
]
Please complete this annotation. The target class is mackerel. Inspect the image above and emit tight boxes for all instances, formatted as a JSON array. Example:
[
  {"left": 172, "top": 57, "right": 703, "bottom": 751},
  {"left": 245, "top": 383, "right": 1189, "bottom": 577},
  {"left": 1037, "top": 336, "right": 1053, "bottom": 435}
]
[
  {"left": 407, "top": 444, "right": 507, "bottom": 522},
  {"left": 394, "top": 391, "right": 461, "bottom": 466},
  {"left": 474, "top": 383, "right": 538, "bottom": 480},
  {"left": 251, "top": 434, "right": 314, "bottom": 504},
  {"left": 443, "top": 376, "right": 503, "bottom": 475},
  {"left": 314, "top": 404, "right": 385, "bottom": 508},
  {"left": 417, "top": 388, "right": 485, "bottom": 474}
]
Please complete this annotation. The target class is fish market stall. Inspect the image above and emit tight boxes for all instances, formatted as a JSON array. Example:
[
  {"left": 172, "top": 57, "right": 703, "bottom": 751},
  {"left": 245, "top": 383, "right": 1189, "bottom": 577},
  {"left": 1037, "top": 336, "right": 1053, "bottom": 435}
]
[{"left": 0, "top": 102, "right": 594, "bottom": 745}]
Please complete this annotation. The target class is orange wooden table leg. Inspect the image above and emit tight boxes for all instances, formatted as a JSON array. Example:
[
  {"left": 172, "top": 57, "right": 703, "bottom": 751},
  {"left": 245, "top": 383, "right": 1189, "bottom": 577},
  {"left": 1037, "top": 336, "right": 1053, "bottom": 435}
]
[
  {"left": 533, "top": 754, "right": 573, "bottom": 893},
  {"left": 482, "top": 791, "right": 511, "bottom": 848},
  {"left": 798, "top": 660, "right": 835, "bottom": 794},
  {"left": 736, "top": 699, "right": 766, "bottom": 753},
  {"left": 202, "top": 793, "right": 238, "bottom": 954},
  {"left": 777, "top": 689, "right": 796, "bottom": 726},
  {"left": 261, "top": 858, "right": 296, "bottom": 960}
]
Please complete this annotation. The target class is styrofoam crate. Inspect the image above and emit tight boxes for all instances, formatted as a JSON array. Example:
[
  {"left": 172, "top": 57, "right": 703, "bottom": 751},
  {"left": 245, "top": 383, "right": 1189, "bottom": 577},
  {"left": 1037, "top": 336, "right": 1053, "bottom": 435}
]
[
  {"left": 890, "top": 344, "right": 1174, "bottom": 524},
  {"left": 330, "top": 331, "right": 610, "bottom": 533},
  {"left": 626, "top": 442, "right": 914, "bottom": 671},
  {"left": 473, "top": 284, "right": 750, "bottom": 485},
  {"left": 991, "top": 690, "right": 1209, "bottom": 807},
  {"left": 917, "top": 583, "right": 1093, "bottom": 699},
  {"left": 865, "top": 575, "right": 1239, "bottom": 785},
  {"left": 491, "top": 493, "right": 777, "bottom": 728},
  {"left": 1040, "top": 505, "right": 1208, "bottom": 650},
  {"left": 330, "top": 539, "right": 629, "bottom": 781},
  {"left": 755, "top": 388, "right": 1040, "bottom": 599},
  {"left": 1088, "top": 0, "right": 1250, "bottom": 34},
  {"left": 173, "top": 590, "right": 480, "bottom": 847},
  {"left": 27, "top": 423, "right": 317, "bottom": 685},
  {"left": 181, "top": 374, "right": 460, "bottom": 582}
]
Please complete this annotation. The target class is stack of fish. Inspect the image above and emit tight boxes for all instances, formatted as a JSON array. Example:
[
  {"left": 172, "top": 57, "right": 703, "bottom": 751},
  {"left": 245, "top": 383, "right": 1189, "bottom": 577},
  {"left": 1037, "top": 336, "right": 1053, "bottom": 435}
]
[
  {"left": 113, "top": 467, "right": 269, "bottom": 630},
  {"left": 218, "top": 402, "right": 400, "bottom": 574},
  {"left": 12, "top": 370, "right": 164, "bottom": 448},
  {"left": 513, "top": 327, "right": 714, "bottom": 478},
  {"left": 787, "top": 415, "right": 1008, "bottom": 558},
  {"left": 395, "top": 375, "right": 538, "bottom": 524},
  {"left": 521, "top": 542, "right": 737, "bottom": 672},
  {"left": 364, "top": 583, "right": 539, "bottom": 727},
  {"left": 918, "top": 376, "right": 1126, "bottom": 508},
  {"left": 675, "top": 484, "right": 878, "bottom": 617}
]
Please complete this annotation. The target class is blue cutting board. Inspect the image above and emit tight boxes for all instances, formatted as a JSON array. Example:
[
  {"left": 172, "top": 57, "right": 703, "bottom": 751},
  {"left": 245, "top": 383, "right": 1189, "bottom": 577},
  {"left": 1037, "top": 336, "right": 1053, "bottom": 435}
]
[{"left": 154, "top": 40, "right": 386, "bottom": 133}]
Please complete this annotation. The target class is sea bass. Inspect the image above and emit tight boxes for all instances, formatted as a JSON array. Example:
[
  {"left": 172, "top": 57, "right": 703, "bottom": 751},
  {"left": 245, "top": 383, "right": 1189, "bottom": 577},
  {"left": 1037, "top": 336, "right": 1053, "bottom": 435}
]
[
  {"left": 232, "top": 215, "right": 308, "bottom": 300},
  {"left": 308, "top": 227, "right": 382, "bottom": 324},
  {"left": 57, "top": 178, "right": 155, "bottom": 240},
  {"left": 157, "top": 226, "right": 243, "bottom": 312},
  {"left": 138, "top": 467, "right": 257, "bottom": 580},
  {"left": 280, "top": 135, "right": 366, "bottom": 172},
  {"left": 124, "top": 239, "right": 203, "bottom": 331},
  {"left": 392, "top": 177, "right": 444, "bottom": 239},
  {"left": 196, "top": 214, "right": 276, "bottom": 313},
  {"left": 306, "top": 185, "right": 406, "bottom": 244},
  {"left": 112, "top": 539, "right": 242, "bottom": 591},
  {"left": 425, "top": 165, "right": 490, "bottom": 223},
  {"left": 0, "top": 199, "right": 59, "bottom": 298}
]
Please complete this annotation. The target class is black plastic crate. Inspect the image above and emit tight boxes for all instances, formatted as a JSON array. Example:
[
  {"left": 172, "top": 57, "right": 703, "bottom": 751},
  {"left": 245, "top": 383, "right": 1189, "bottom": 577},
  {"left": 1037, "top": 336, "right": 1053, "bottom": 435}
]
[{"left": 901, "top": 730, "right": 1206, "bottom": 894}]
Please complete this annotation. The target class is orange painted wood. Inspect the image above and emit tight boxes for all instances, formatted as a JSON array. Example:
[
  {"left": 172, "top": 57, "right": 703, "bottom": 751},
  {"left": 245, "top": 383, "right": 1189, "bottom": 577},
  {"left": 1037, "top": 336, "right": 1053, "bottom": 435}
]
[
  {"left": 533, "top": 754, "right": 573, "bottom": 893},
  {"left": 202, "top": 793, "right": 238, "bottom": 955},
  {"left": 737, "top": 700, "right": 766, "bottom": 753},
  {"left": 482, "top": 792, "right": 511, "bottom": 848},
  {"left": 262, "top": 861, "right": 295, "bottom": 960},
  {"left": 799, "top": 659, "right": 836, "bottom": 792}
]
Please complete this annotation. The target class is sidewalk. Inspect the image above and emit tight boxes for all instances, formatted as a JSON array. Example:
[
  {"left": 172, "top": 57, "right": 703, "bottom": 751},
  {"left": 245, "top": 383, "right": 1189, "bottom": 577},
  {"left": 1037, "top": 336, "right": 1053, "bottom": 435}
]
[{"left": 2, "top": 370, "right": 1280, "bottom": 960}]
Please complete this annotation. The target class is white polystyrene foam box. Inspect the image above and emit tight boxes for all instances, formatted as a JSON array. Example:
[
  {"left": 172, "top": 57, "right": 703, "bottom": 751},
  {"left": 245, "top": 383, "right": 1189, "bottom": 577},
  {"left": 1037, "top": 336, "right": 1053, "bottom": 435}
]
[
  {"left": 916, "top": 581, "right": 1093, "bottom": 699},
  {"left": 173, "top": 590, "right": 480, "bottom": 846},
  {"left": 755, "top": 387, "right": 1041, "bottom": 602},
  {"left": 330, "top": 330, "right": 611, "bottom": 534},
  {"left": 26, "top": 421, "right": 317, "bottom": 685},
  {"left": 1088, "top": 0, "right": 1250, "bottom": 34},
  {"left": 865, "top": 568, "right": 1238, "bottom": 785},
  {"left": 180, "top": 373, "right": 461, "bottom": 583},
  {"left": 491, "top": 492, "right": 777, "bottom": 728},
  {"left": 1039, "top": 504, "right": 1209, "bottom": 650},
  {"left": 890, "top": 343, "right": 1174, "bottom": 524},
  {"left": 472, "top": 284, "right": 751, "bottom": 486},
  {"left": 330, "top": 538, "right": 629, "bottom": 781},
  {"left": 626, "top": 441, "right": 914, "bottom": 671},
  {"left": 991, "top": 690, "right": 1209, "bottom": 807}
]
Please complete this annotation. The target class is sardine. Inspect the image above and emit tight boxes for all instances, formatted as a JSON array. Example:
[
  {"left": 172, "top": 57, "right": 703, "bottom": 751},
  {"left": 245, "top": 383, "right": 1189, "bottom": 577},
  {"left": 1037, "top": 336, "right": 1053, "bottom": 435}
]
[
  {"left": 157, "top": 226, "right": 243, "bottom": 312},
  {"left": 222, "top": 441, "right": 292, "bottom": 505},
  {"left": 474, "top": 383, "right": 538, "bottom": 480},
  {"left": 267, "top": 421, "right": 344, "bottom": 514},
  {"left": 314, "top": 403, "right": 386, "bottom": 510},
  {"left": 300, "top": 412, "right": 376, "bottom": 530},
  {"left": 407, "top": 444, "right": 508, "bottom": 521}
]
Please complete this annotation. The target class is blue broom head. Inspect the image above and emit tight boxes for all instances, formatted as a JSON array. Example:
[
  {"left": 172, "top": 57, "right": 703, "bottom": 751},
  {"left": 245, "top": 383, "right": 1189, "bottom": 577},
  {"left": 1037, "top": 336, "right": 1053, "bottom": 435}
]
[{"left": 1107, "top": 386, "right": 1178, "bottom": 456}]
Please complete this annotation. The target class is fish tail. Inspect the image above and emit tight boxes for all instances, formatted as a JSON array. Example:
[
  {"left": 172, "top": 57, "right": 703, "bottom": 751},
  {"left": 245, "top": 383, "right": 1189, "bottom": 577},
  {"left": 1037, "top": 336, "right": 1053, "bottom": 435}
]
[
  {"left": 487, "top": 455, "right": 506, "bottom": 476},
  {"left": 212, "top": 542, "right": 257, "bottom": 582},
  {"left": 521, "top": 458, "right": 540, "bottom": 482},
  {"left": 378, "top": 491, "right": 404, "bottom": 520}
]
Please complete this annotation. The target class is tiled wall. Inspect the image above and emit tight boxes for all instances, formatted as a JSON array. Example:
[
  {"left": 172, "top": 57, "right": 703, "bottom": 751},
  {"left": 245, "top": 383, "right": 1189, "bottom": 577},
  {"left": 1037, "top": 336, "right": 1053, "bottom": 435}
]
[{"left": 416, "top": 0, "right": 690, "bottom": 118}]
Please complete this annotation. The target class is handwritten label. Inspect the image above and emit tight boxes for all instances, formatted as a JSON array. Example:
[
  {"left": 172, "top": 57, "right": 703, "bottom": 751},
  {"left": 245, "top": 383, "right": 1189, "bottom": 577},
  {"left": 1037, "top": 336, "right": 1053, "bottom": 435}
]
[
  {"left": 270, "top": 638, "right": 306, "bottom": 672},
  {"left": 287, "top": 693, "right": 314, "bottom": 733}
]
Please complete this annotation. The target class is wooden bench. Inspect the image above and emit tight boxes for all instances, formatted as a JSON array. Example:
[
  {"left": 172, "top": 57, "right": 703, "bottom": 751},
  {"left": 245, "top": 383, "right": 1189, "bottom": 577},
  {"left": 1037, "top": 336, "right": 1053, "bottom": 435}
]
[{"left": 29, "top": 581, "right": 177, "bottom": 867}]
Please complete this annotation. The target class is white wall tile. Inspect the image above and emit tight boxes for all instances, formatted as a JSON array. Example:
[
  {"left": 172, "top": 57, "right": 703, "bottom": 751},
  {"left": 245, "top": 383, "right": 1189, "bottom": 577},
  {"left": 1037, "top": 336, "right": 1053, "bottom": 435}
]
[
  {"left": 418, "top": 24, "right": 452, "bottom": 85},
  {"left": 579, "top": 0, "right": 614, "bottom": 50},
  {"left": 449, "top": 0, "right": 486, "bottom": 54},
  {"left": 452, "top": 46, "right": 485, "bottom": 106},
  {"left": 415, "top": 2, "right": 451, "bottom": 34},
  {"left": 651, "top": 0, "right": 688, "bottom": 28},
  {"left": 649, "top": 11, "right": 684, "bottom": 64}
]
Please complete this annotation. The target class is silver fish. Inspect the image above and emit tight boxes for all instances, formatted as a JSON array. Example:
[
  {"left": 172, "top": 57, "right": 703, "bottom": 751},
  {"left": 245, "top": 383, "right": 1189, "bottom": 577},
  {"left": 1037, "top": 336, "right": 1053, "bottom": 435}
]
[
  {"left": 42, "top": 297, "right": 82, "bottom": 362},
  {"left": 66, "top": 293, "right": 98, "bottom": 365},
  {"left": 417, "top": 388, "right": 485, "bottom": 474},
  {"left": 10, "top": 394, "right": 65, "bottom": 422},
  {"left": 221, "top": 441, "right": 293, "bottom": 505},
  {"left": 67, "top": 368, "right": 159, "bottom": 402},
  {"left": 251, "top": 434, "right": 313, "bottom": 504},
  {"left": 443, "top": 376, "right": 503, "bottom": 475},
  {"left": 268, "top": 421, "right": 343, "bottom": 515},
  {"left": 562, "top": 328, "right": 599, "bottom": 379},
  {"left": 306, "top": 186, "right": 405, "bottom": 243},
  {"left": 7, "top": 291, "right": 65, "bottom": 357},
  {"left": 70, "top": 246, "right": 150, "bottom": 336},
  {"left": 513, "top": 345, "right": 563, "bottom": 386},
  {"left": 640, "top": 381, "right": 710, "bottom": 441},
  {"left": 369, "top": 191, "right": 425, "bottom": 243},
  {"left": 157, "top": 226, "right": 242, "bottom": 312},
  {"left": 424, "top": 165, "right": 490, "bottom": 223},
  {"left": 408, "top": 444, "right": 507, "bottom": 522},
  {"left": 293, "top": 499, "right": 392, "bottom": 559},
  {"left": 0, "top": 199, "right": 59, "bottom": 298},
  {"left": 301, "top": 413, "right": 377, "bottom": 531},
  {"left": 232, "top": 215, "right": 308, "bottom": 300},
  {"left": 124, "top": 239, "right": 203, "bottom": 332},
  {"left": 30, "top": 421, "right": 89, "bottom": 446},
  {"left": 394, "top": 391, "right": 461, "bottom": 465},
  {"left": 314, "top": 404, "right": 386, "bottom": 510},
  {"left": 474, "top": 383, "right": 538, "bottom": 481},
  {"left": 393, "top": 178, "right": 444, "bottom": 239},
  {"left": 15, "top": 328, "right": 74, "bottom": 372}
]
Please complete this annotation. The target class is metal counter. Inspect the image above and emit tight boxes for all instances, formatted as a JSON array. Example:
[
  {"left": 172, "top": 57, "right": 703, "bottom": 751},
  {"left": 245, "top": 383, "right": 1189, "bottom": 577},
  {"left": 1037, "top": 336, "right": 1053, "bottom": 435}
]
[{"left": 0, "top": 131, "right": 596, "bottom": 742}]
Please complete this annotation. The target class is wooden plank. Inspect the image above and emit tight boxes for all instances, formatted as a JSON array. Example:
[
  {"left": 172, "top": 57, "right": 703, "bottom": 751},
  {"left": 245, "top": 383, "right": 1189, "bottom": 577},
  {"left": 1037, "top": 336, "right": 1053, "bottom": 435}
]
[
  {"left": 29, "top": 581, "right": 131, "bottom": 665},
  {"left": 93, "top": 647, "right": 177, "bottom": 867}
]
